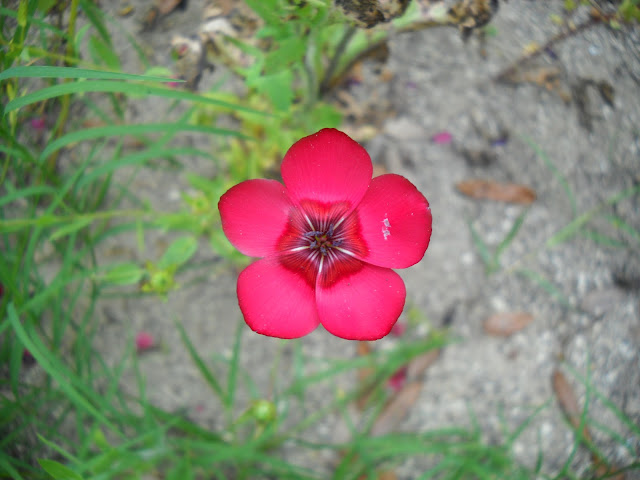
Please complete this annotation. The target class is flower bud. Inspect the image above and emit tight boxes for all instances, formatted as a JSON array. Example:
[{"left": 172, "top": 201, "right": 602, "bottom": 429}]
[{"left": 250, "top": 400, "right": 277, "bottom": 424}]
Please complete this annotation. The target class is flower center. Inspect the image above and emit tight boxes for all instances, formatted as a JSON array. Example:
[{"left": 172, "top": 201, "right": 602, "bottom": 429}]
[
  {"left": 304, "top": 224, "right": 342, "bottom": 256},
  {"left": 277, "top": 200, "right": 367, "bottom": 288}
]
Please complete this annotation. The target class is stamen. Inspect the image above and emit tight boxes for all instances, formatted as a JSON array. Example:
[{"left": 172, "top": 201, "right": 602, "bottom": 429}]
[
  {"left": 334, "top": 246, "right": 356, "bottom": 257},
  {"left": 303, "top": 213, "right": 315, "bottom": 231}
]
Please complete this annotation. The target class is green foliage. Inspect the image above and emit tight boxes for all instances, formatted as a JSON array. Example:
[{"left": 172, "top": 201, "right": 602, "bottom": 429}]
[
  {"left": 469, "top": 208, "right": 530, "bottom": 275},
  {"left": 38, "top": 459, "right": 84, "bottom": 480},
  {"left": 1, "top": 2, "right": 638, "bottom": 480},
  {"left": 618, "top": 0, "right": 640, "bottom": 22},
  {"left": 469, "top": 137, "right": 640, "bottom": 310}
]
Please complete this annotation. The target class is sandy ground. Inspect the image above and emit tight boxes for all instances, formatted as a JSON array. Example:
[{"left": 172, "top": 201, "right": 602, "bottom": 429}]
[{"left": 72, "top": 1, "right": 640, "bottom": 477}]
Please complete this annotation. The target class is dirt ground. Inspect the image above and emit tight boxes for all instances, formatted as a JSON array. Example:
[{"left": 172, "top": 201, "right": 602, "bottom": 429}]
[{"left": 83, "top": 1, "right": 640, "bottom": 477}]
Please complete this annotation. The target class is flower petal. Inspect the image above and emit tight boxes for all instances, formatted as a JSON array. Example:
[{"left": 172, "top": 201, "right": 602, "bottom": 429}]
[
  {"left": 353, "top": 174, "right": 431, "bottom": 269},
  {"left": 219, "top": 179, "right": 294, "bottom": 258},
  {"left": 135, "top": 331, "right": 155, "bottom": 352},
  {"left": 237, "top": 258, "right": 320, "bottom": 339},
  {"left": 281, "top": 129, "right": 373, "bottom": 211},
  {"left": 316, "top": 264, "right": 406, "bottom": 340}
]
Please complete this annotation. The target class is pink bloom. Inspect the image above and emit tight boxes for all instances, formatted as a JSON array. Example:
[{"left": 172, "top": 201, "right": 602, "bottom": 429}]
[
  {"left": 431, "top": 131, "right": 452, "bottom": 145},
  {"left": 22, "top": 348, "right": 35, "bottom": 367},
  {"left": 135, "top": 331, "right": 155, "bottom": 352},
  {"left": 388, "top": 366, "right": 408, "bottom": 393},
  {"left": 30, "top": 117, "right": 46, "bottom": 130},
  {"left": 390, "top": 321, "right": 407, "bottom": 337},
  {"left": 218, "top": 129, "right": 432, "bottom": 340}
]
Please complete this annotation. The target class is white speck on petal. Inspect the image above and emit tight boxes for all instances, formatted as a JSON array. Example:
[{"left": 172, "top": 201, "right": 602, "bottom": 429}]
[{"left": 382, "top": 216, "right": 391, "bottom": 240}]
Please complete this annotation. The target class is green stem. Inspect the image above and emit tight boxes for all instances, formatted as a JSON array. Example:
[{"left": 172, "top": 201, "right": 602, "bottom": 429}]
[
  {"left": 319, "top": 25, "right": 356, "bottom": 96},
  {"left": 47, "top": 0, "right": 80, "bottom": 174}
]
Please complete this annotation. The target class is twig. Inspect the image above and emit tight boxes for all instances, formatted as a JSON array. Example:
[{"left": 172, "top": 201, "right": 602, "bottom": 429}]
[{"left": 494, "top": 11, "right": 612, "bottom": 83}]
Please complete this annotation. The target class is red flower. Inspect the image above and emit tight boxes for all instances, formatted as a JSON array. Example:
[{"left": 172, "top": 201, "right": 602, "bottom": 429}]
[
  {"left": 218, "top": 129, "right": 432, "bottom": 340},
  {"left": 135, "top": 331, "right": 155, "bottom": 352},
  {"left": 388, "top": 366, "right": 408, "bottom": 393}
]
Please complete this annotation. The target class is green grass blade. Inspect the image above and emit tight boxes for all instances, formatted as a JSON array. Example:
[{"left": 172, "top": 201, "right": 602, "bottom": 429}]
[
  {"left": 494, "top": 208, "right": 529, "bottom": 264},
  {"left": 173, "top": 317, "right": 225, "bottom": 401},
  {"left": 76, "top": 146, "right": 213, "bottom": 189},
  {"left": 522, "top": 135, "right": 576, "bottom": 217},
  {"left": 0, "top": 185, "right": 57, "bottom": 208},
  {"left": 580, "top": 229, "right": 627, "bottom": 248},
  {"left": 7, "top": 304, "right": 120, "bottom": 434},
  {"left": 38, "top": 123, "right": 242, "bottom": 163},
  {"left": 226, "top": 322, "right": 244, "bottom": 411},
  {"left": 547, "top": 185, "right": 640, "bottom": 247},
  {"left": 0, "top": 456, "right": 25, "bottom": 480},
  {"left": 0, "top": 66, "right": 180, "bottom": 82},
  {"left": 38, "top": 459, "right": 84, "bottom": 480},
  {"left": 0, "top": 6, "right": 67, "bottom": 37},
  {"left": 5, "top": 80, "right": 261, "bottom": 114},
  {"left": 604, "top": 213, "right": 640, "bottom": 246},
  {"left": 468, "top": 220, "right": 494, "bottom": 271},
  {"left": 563, "top": 364, "right": 640, "bottom": 437},
  {"left": 546, "top": 210, "right": 594, "bottom": 248},
  {"left": 516, "top": 268, "right": 572, "bottom": 308}
]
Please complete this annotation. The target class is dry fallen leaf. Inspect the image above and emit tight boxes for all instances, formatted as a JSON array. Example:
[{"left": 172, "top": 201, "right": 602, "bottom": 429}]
[
  {"left": 406, "top": 349, "right": 440, "bottom": 379},
  {"left": 552, "top": 369, "right": 586, "bottom": 434},
  {"left": 456, "top": 179, "right": 537, "bottom": 204},
  {"left": 483, "top": 312, "right": 534, "bottom": 336},
  {"left": 371, "top": 381, "right": 422, "bottom": 436},
  {"left": 498, "top": 65, "right": 571, "bottom": 103},
  {"left": 156, "top": 0, "right": 187, "bottom": 16},
  {"left": 377, "top": 471, "right": 399, "bottom": 480},
  {"left": 142, "top": 0, "right": 187, "bottom": 31},
  {"left": 552, "top": 370, "right": 626, "bottom": 479},
  {"left": 118, "top": 5, "right": 134, "bottom": 17}
]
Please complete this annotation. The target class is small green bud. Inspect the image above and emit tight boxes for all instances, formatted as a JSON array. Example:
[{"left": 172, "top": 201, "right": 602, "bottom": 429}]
[
  {"left": 250, "top": 400, "right": 277, "bottom": 424},
  {"left": 149, "top": 270, "right": 173, "bottom": 291}
]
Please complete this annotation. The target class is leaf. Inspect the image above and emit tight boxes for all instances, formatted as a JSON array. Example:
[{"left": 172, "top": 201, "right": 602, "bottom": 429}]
[
  {"left": 102, "top": 263, "right": 145, "bottom": 285},
  {"left": 551, "top": 369, "right": 625, "bottom": 479},
  {"left": 0, "top": 66, "right": 175, "bottom": 82},
  {"left": 38, "top": 459, "right": 84, "bottom": 480},
  {"left": 552, "top": 369, "right": 588, "bottom": 437},
  {"left": 371, "top": 381, "right": 421, "bottom": 436},
  {"left": 483, "top": 312, "right": 534, "bottom": 336},
  {"left": 252, "top": 70, "right": 294, "bottom": 112},
  {"left": 89, "top": 34, "right": 121, "bottom": 70},
  {"left": 49, "top": 217, "right": 92, "bottom": 241},
  {"left": 158, "top": 236, "right": 198, "bottom": 269},
  {"left": 156, "top": 0, "right": 186, "bottom": 15},
  {"left": 243, "top": 0, "right": 280, "bottom": 24},
  {"left": 517, "top": 268, "right": 572, "bottom": 308},
  {"left": 264, "top": 38, "right": 307, "bottom": 74},
  {"left": 378, "top": 471, "right": 399, "bottom": 480},
  {"left": 6, "top": 81, "right": 256, "bottom": 115},
  {"left": 456, "top": 179, "right": 536, "bottom": 204}
]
